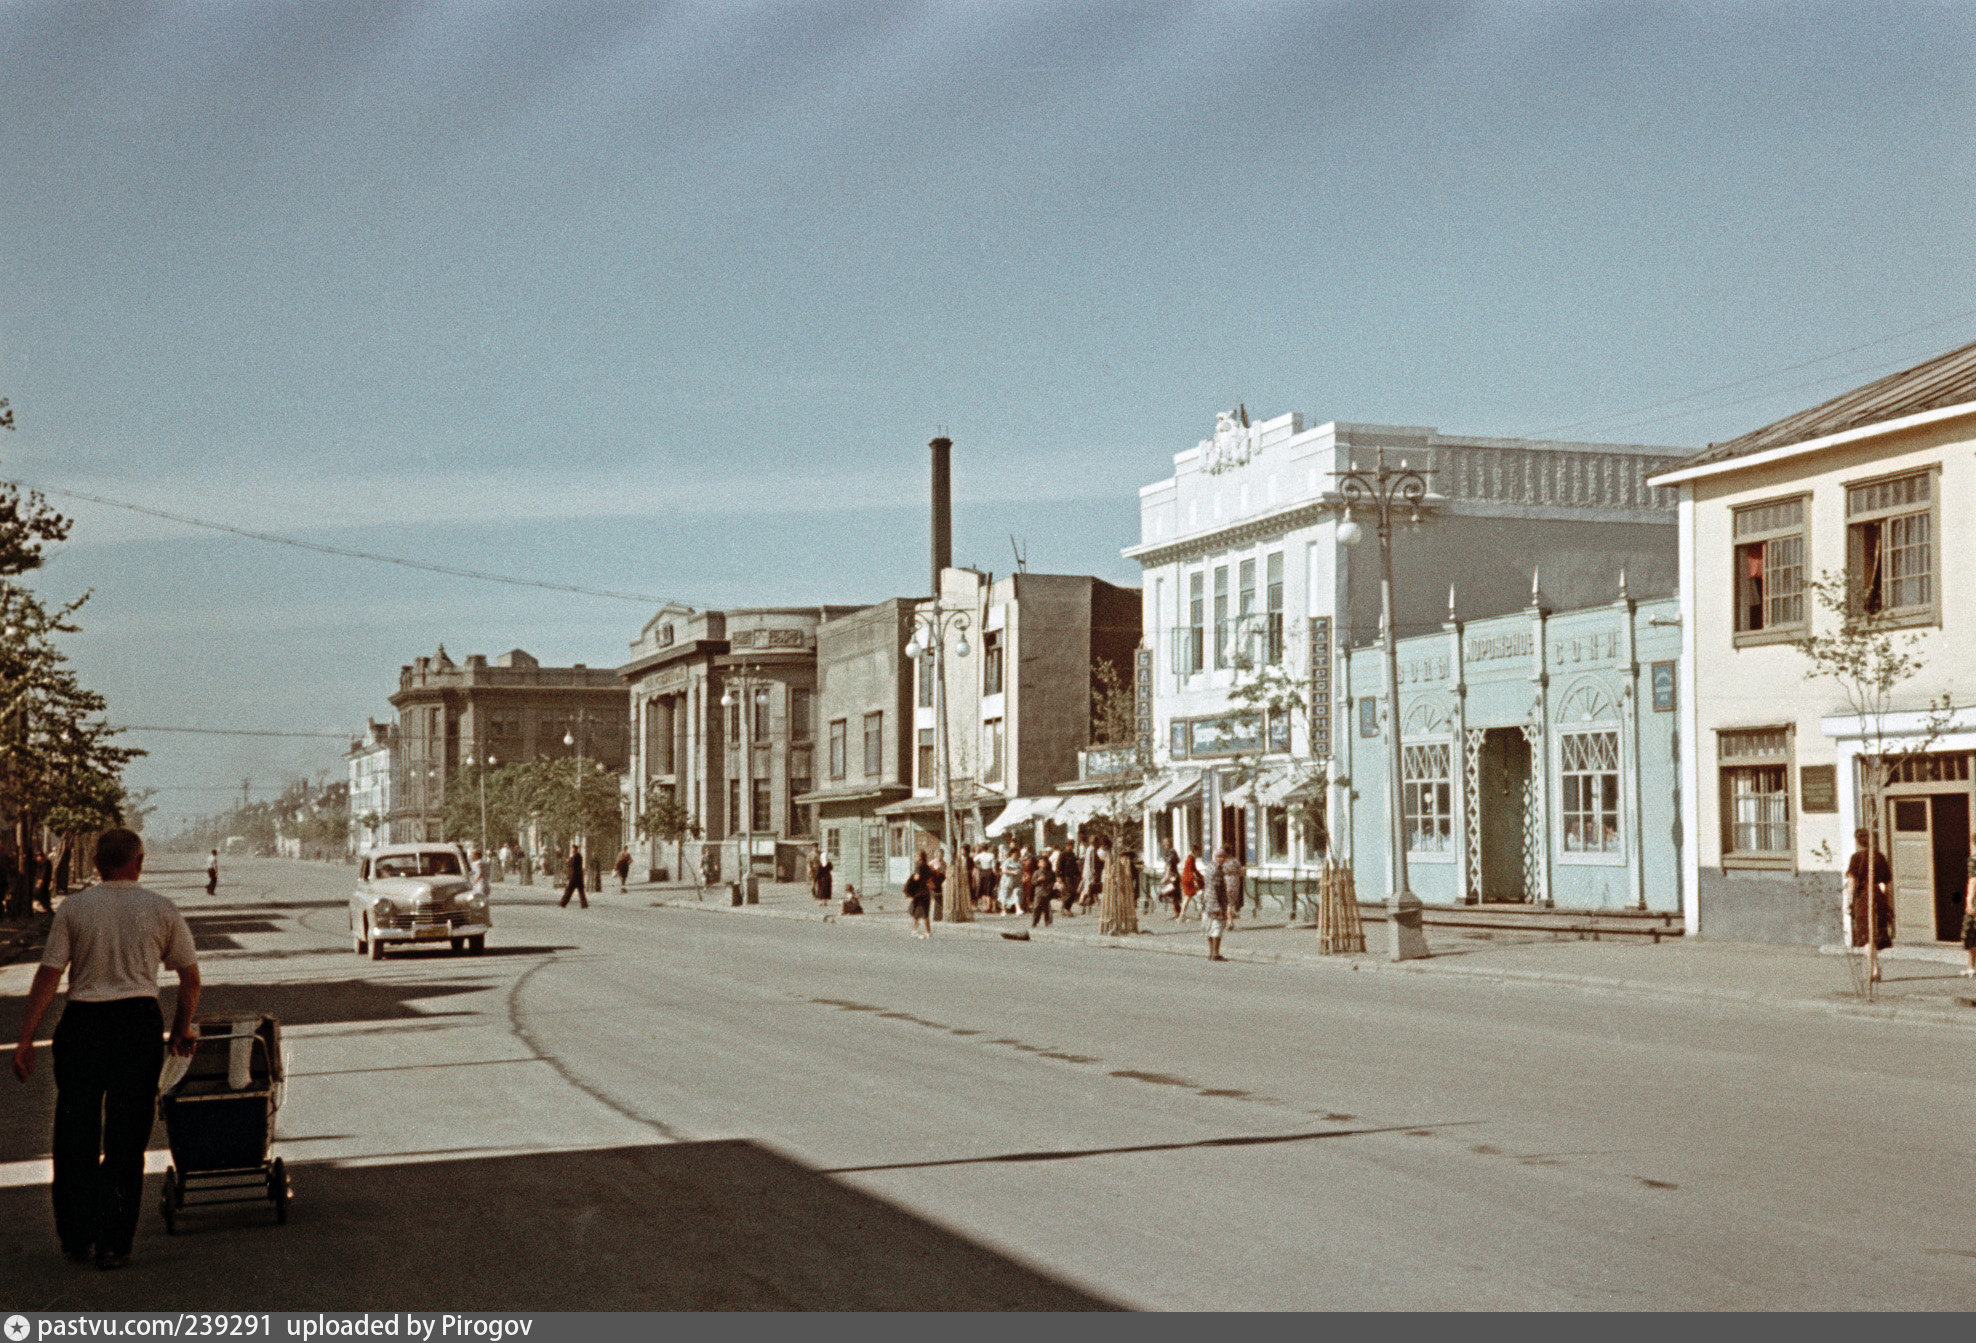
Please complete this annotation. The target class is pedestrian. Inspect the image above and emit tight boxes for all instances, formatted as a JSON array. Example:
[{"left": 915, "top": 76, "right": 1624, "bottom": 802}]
[
  {"left": 840, "top": 883, "right": 863, "bottom": 916},
  {"left": 469, "top": 847, "right": 491, "bottom": 902},
  {"left": 12, "top": 828, "right": 201, "bottom": 1271},
  {"left": 1179, "top": 843, "right": 1203, "bottom": 918},
  {"left": 1846, "top": 828, "right": 1893, "bottom": 973},
  {"left": 806, "top": 849, "right": 822, "bottom": 903},
  {"left": 614, "top": 846, "right": 632, "bottom": 893},
  {"left": 498, "top": 842, "right": 514, "bottom": 881},
  {"left": 928, "top": 846, "right": 947, "bottom": 917},
  {"left": 1962, "top": 853, "right": 1976, "bottom": 979},
  {"left": 1080, "top": 836, "right": 1106, "bottom": 912},
  {"left": 1030, "top": 852, "right": 1055, "bottom": 929},
  {"left": 205, "top": 849, "right": 218, "bottom": 896},
  {"left": 816, "top": 849, "right": 834, "bottom": 906},
  {"left": 975, "top": 844, "right": 997, "bottom": 913},
  {"left": 999, "top": 843, "right": 1022, "bottom": 916},
  {"left": 700, "top": 845, "right": 720, "bottom": 890},
  {"left": 1159, "top": 839, "right": 1182, "bottom": 919},
  {"left": 1054, "top": 841, "right": 1079, "bottom": 917},
  {"left": 906, "top": 854, "right": 934, "bottom": 938},
  {"left": 561, "top": 842, "right": 588, "bottom": 909},
  {"left": 1203, "top": 843, "right": 1238, "bottom": 962},
  {"left": 1019, "top": 846, "right": 1037, "bottom": 915}
]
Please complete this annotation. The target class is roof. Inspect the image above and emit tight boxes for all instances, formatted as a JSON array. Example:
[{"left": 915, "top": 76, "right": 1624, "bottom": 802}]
[{"left": 1677, "top": 337, "right": 1976, "bottom": 470}]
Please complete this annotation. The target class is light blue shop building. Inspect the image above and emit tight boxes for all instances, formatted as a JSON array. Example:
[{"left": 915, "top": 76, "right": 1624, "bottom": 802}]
[{"left": 1338, "top": 583, "right": 1683, "bottom": 913}]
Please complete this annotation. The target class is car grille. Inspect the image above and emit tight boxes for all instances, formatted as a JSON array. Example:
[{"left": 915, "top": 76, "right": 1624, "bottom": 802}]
[{"left": 378, "top": 907, "right": 470, "bottom": 931}]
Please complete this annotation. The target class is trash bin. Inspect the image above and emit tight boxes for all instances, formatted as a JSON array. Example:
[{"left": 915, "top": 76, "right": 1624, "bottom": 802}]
[
  {"left": 730, "top": 881, "right": 743, "bottom": 907},
  {"left": 744, "top": 876, "right": 759, "bottom": 905}
]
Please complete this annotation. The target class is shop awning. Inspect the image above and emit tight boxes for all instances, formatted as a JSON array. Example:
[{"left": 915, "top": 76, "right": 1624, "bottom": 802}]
[
  {"left": 1222, "top": 779, "right": 1258, "bottom": 808},
  {"left": 1050, "top": 794, "right": 1108, "bottom": 829},
  {"left": 1143, "top": 771, "right": 1203, "bottom": 811},
  {"left": 985, "top": 796, "right": 1062, "bottom": 837},
  {"left": 1260, "top": 765, "right": 1327, "bottom": 807}
]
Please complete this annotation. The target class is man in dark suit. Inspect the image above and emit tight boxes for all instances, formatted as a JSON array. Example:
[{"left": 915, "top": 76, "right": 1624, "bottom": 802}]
[{"left": 560, "top": 842, "right": 588, "bottom": 909}]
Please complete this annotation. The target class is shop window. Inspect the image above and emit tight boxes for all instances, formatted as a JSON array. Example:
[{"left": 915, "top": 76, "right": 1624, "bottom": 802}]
[
  {"left": 1264, "top": 806, "right": 1290, "bottom": 862},
  {"left": 1847, "top": 470, "right": 1936, "bottom": 623},
  {"left": 1560, "top": 730, "right": 1622, "bottom": 855},
  {"left": 889, "top": 824, "right": 907, "bottom": 858},
  {"left": 825, "top": 827, "right": 841, "bottom": 861},
  {"left": 863, "top": 711, "right": 884, "bottom": 777},
  {"left": 984, "top": 628, "right": 1004, "bottom": 696},
  {"left": 752, "top": 779, "right": 773, "bottom": 833},
  {"left": 1719, "top": 727, "right": 1793, "bottom": 867},
  {"left": 1732, "top": 496, "right": 1806, "bottom": 641},
  {"left": 1402, "top": 743, "right": 1452, "bottom": 853}
]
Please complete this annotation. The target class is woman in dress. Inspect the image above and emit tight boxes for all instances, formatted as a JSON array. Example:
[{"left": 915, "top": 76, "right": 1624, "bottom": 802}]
[{"left": 907, "top": 853, "right": 935, "bottom": 939}]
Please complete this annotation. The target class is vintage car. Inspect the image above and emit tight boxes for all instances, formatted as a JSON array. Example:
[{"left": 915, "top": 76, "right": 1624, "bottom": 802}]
[{"left": 350, "top": 842, "right": 490, "bottom": 958}]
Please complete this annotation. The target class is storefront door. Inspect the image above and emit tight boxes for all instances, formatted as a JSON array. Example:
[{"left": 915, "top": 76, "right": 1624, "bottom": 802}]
[
  {"left": 1477, "top": 727, "right": 1531, "bottom": 903},
  {"left": 1887, "top": 795, "right": 1968, "bottom": 942}
]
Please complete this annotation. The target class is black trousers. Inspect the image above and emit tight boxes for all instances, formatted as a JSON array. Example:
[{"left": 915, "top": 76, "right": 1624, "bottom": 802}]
[
  {"left": 1031, "top": 893, "right": 1052, "bottom": 927},
  {"left": 52, "top": 997, "right": 164, "bottom": 1257},
  {"left": 560, "top": 878, "right": 587, "bottom": 908}
]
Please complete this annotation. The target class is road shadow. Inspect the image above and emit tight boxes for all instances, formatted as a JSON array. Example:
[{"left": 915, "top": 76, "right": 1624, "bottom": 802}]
[
  {"left": 0, "top": 1140, "right": 1120, "bottom": 1311},
  {"left": 1, "top": 979, "right": 490, "bottom": 1163}
]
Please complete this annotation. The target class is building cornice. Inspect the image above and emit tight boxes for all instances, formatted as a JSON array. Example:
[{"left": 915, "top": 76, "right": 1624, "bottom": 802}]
[
  {"left": 1649, "top": 399, "right": 1976, "bottom": 487},
  {"left": 1123, "top": 499, "right": 1335, "bottom": 567}
]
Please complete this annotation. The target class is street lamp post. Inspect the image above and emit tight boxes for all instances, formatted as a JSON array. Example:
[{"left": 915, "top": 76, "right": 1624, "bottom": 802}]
[
  {"left": 719, "top": 663, "right": 761, "bottom": 895},
  {"left": 904, "top": 607, "right": 971, "bottom": 923},
  {"left": 1335, "top": 447, "right": 1432, "bottom": 961},
  {"left": 478, "top": 753, "right": 495, "bottom": 858},
  {"left": 563, "top": 712, "right": 602, "bottom": 892}
]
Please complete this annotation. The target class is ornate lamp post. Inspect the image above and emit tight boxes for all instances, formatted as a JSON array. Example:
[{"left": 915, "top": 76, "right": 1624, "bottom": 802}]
[
  {"left": 904, "top": 607, "right": 972, "bottom": 923},
  {"left": 1335, "top": 448, "right": 1432, "bottom": 961},
  {"left": 719, "top": 663, "right": 762, "bottom": 890},
  {"left": 478, "top": 753, "right": 496, "bottom": 857}
]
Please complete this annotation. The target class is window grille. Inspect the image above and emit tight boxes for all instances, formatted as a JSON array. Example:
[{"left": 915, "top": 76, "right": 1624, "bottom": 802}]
[
  {"left": 1402, "top": 742, "right": 1452, "bottom": 853},
  {"left": 1560, "top": 730, "right": 1621, "bottom": 854}
]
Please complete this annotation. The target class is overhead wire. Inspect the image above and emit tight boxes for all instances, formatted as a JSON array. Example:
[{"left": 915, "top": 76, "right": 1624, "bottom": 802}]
[
  {"left": 5, "top": 479, "right": 692, "bottom": 608},
  {"left": 1518, "top": 302, "right": 1976, "bottom": 441}
]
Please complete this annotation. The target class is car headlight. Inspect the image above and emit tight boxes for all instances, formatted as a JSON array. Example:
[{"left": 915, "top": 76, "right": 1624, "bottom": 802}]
[{"left": 375, "top": 899, "right": 396, "bottom": 916}]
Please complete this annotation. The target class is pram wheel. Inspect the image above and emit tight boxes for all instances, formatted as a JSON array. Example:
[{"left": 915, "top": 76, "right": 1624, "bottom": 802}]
[
  {"left": 268, "top": 1158, "right": 288, "bottom": 1225},
  {"left": 160, "top": 1167, "right": 179, "bottom": 1234}
]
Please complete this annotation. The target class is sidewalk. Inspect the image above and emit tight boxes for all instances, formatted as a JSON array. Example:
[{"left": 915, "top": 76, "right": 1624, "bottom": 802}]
[{"left": 631, "top": 876, "right": 1976, "bottom": 1033}]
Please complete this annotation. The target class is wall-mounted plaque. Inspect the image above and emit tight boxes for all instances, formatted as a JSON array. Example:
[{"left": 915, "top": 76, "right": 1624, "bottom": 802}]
[
  {"left": 1800, "top": 763, "right": 1838, "bottom": 814},
  {"left": 1188, "top": 713, "right": 1262, "bottom": 758},
  {"left": 1651, "top": 660, "right": 1677, "bottom": 713}
]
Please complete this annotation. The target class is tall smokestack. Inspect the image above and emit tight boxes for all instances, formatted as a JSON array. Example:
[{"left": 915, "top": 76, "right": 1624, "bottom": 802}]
[{"left": 929, "top": 436, "right": 952, "bottom": 596}]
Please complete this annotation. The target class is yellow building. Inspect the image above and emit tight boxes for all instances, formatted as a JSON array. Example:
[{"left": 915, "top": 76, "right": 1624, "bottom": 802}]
[{"left": 1654, "top": 342, "right": 1976, "bottom": 946}]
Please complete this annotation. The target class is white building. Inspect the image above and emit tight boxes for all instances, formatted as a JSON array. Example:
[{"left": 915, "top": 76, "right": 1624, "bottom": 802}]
[
  {"left": 1126, "top": 409, "right": 1687, "bottom": 911},
  {"left": 1652, "top": 340, "right": 1976, "bottom": 946},
  {"left": 346, "top": 718, "right": 395, "bottom": 852}
]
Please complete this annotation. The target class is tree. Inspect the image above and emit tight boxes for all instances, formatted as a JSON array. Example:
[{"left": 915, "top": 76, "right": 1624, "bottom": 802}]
[
  {"left": 1796, "top": 569, "right": 1954, "bottom": 995},
  {"left": 636, "top": 786, "right": 700, "bottom": 884},
  {"left": 1086, "top": 658, "right": 1152, "bottom": 846}
]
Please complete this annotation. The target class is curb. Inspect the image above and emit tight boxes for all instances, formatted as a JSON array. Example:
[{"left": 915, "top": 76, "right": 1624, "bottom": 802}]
[{"left": 644, "top": 895, "right": 1976, "bottom": 1033}]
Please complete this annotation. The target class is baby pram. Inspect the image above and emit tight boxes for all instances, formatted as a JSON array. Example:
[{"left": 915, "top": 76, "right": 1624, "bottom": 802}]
[{"left": 157, "top": 1014, "right": 288, "bottom": 1232}]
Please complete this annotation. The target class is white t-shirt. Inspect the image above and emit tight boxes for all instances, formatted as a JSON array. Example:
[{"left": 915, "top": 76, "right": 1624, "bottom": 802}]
[{"left": 41, "top": 882, "right": 198, "bottom": 1002}]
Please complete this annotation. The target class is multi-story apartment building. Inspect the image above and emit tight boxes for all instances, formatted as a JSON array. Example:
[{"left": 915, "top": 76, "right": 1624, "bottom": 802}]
[
  {"left": 800, "top": 599, "right": 920, "bottom": 893},
  {"left": 1126, "top": 409, "right": 1687, "bottom": 910},
  {"left": 850, "top": 568, "right": 1140, "bottom": 886},
  {"left": 345, "top": 718, "right": 396, "bottom": 852},
  {"left": 621, "top": 604, "right": 862, "bottom": 881},
  {"left": 1653, "top": 340, "right": 1976, "bottom": 946},
  {"left": 388, "top": 646, "right": 629, "bottom": 843}
]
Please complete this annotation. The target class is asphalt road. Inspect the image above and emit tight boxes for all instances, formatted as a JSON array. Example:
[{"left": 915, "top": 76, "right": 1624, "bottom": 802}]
[{"left": 4, "top": 857, "right": 1975, "bottom": 1311}]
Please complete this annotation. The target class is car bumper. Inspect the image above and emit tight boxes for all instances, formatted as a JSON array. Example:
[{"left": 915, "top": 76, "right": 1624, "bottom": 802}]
[{"left": 373, "top": 910, "right": 492, "bottom": 942}]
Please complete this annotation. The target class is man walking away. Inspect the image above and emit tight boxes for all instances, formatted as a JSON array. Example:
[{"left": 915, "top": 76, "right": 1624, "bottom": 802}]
[
  {"left": 1203, "top": 843, "right": 1236, "bottom": 962},
  {"left": 205, "top": 849, "right": 218, "bottom": 896},
  {"left": 13, "top": 829, "right": 200, "bottom": 1270},
  {"left": 614, "top": 847, "right": 632, "bottom": 893},
  {"left": 1054, "top": 842, "right": 1079, "bottom": 917},
  {"left": 561, "top": 843, "right": 588, "bottom": 909}
]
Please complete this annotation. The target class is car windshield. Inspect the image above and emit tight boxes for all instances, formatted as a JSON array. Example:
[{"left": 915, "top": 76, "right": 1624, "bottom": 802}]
[{"left": 373, "top": 852, "right": 463, "bottom": 878}]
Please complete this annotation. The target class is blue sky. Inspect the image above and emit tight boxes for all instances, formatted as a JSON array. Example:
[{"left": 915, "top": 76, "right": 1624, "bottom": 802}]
[{"left": 5, "top": 2, "right": 1976, "bottom": 830}]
